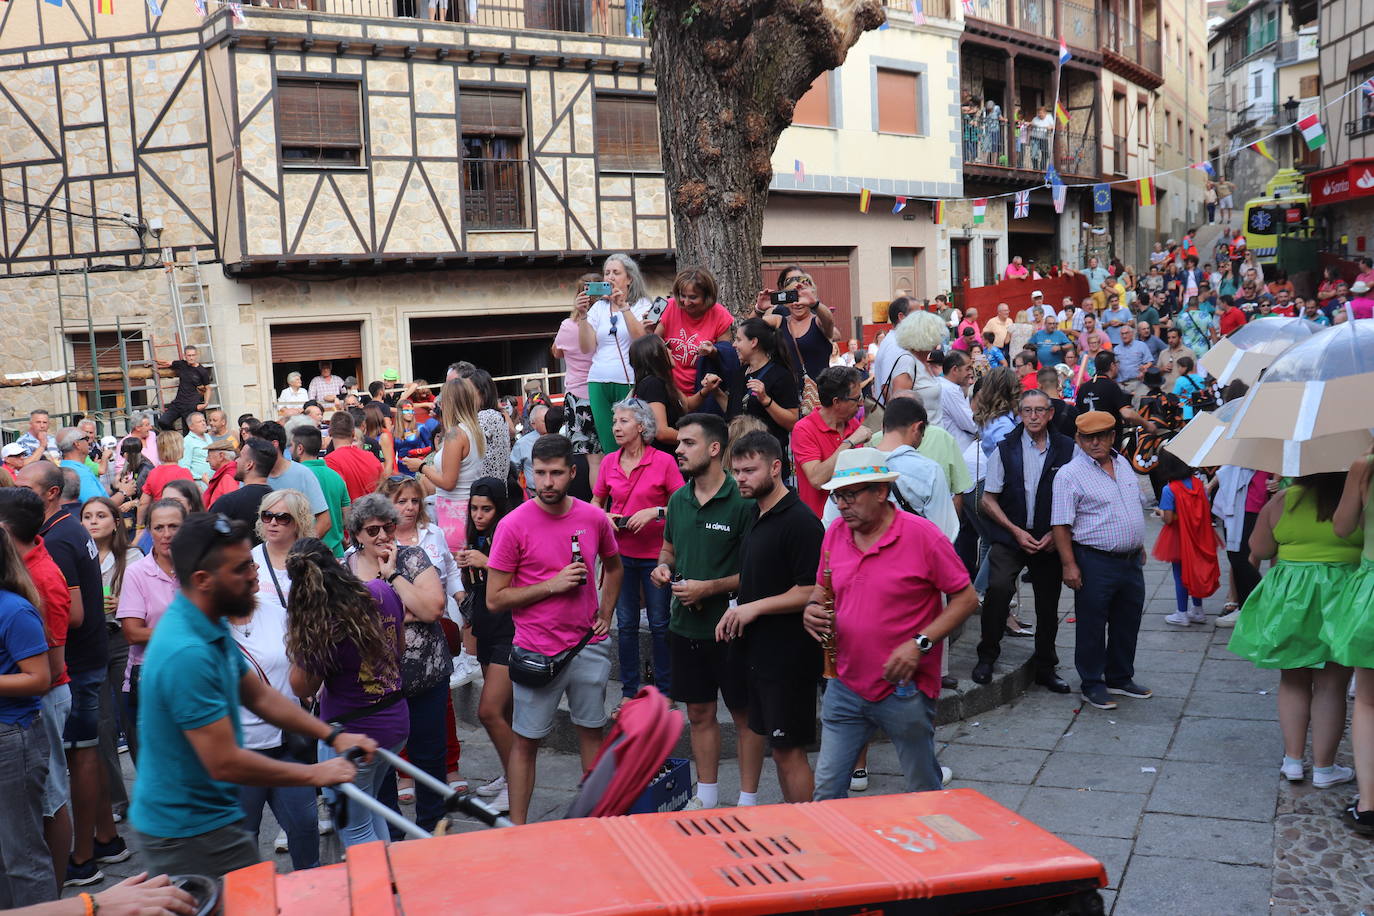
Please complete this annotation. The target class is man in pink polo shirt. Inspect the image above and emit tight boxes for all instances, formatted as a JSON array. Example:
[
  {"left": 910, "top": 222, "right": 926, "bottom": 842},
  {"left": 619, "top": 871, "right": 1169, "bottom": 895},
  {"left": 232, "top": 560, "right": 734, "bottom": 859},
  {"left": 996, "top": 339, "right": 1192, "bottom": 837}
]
[
  {"left": 803, "top": 449, "right": 977, "bottom": 798},
  {"left": 487, "top": 433, "right": 623, "bottom": 825},
  {"left": 791, "top": 366, "right": 868, "bottom": 517}
]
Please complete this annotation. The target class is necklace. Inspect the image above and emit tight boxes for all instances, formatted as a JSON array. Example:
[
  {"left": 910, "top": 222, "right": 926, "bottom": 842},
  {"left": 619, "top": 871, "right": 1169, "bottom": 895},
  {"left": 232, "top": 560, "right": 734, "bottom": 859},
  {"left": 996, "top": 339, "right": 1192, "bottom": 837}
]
[{"left": 229, "top": 617, "right": 252, "bottom": 637}]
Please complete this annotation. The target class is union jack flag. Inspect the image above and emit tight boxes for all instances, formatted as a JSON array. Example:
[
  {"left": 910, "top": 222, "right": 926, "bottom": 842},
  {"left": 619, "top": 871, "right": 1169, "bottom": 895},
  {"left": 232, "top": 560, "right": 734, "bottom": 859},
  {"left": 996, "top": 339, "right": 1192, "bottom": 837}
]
[
  {"left": 1013, "top": 190, "right": 1030, "bottom": 219},
  {"left": 1363, "top": 77, "right": 1374, "bottom": 100}
]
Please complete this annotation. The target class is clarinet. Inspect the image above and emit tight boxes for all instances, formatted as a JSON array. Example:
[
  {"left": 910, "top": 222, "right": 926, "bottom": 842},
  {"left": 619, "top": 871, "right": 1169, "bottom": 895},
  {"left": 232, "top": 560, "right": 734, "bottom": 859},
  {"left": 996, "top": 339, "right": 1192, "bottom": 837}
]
[{"left": 821, "top": 550, "right": 838, "bottom": 679}]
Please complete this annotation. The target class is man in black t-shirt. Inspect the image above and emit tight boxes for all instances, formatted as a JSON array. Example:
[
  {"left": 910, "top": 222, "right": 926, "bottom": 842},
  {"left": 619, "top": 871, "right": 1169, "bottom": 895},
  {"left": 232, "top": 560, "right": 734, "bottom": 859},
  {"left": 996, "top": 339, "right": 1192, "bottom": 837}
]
[
  {"left": 17, "top": 460, "right": 116, "bottom": 882},
  {"left": 156, "top": 345, "right": 212, "bottom": 432},
  {"left": 717, "top": 430, "right": 824, "bottom": 803},
  {"left": 211, "top": 439, "right": 276, "bottom": 543},
  {"left": 1075, "top": 352, "right": 1157, "bottom": 437}
]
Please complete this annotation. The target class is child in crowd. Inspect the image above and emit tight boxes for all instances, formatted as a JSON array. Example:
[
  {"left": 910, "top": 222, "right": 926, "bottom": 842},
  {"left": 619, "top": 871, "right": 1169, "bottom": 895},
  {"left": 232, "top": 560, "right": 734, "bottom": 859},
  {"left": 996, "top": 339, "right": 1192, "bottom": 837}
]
[{"left": 1152, "top": 452, "right": 1220, "bottom": 626}]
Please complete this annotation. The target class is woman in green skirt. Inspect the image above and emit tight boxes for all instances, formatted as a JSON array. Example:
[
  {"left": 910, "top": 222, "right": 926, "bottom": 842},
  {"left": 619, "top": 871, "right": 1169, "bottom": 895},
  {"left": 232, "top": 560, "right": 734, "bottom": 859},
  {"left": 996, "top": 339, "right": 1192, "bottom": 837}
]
[
  {"left": 1331, "top": 452, "right": 1374, "bottom": 835},
  {"left": 1229, "top": 473, "right": 1360, "bottom": 790}
]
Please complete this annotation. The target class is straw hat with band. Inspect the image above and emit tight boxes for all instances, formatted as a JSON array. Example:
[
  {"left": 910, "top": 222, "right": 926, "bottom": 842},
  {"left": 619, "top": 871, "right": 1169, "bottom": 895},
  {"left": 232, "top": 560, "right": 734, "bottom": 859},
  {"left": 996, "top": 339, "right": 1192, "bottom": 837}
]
[{"left": 821, "top": 448, "right": 901, "bottom": 491}]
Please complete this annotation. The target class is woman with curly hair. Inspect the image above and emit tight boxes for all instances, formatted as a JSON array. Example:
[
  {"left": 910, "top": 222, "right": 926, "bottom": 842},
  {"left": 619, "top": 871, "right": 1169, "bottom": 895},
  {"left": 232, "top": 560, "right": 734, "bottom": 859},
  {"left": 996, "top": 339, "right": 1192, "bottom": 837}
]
[{"left": 287, "top": 538, "right": 407, "bottom": 848}]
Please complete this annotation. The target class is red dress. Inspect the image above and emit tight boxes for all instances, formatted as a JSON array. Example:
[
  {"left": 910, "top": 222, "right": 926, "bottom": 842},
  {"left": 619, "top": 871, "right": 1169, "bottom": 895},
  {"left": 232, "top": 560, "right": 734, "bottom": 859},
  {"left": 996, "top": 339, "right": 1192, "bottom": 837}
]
[{"left": 1151, "top": 476, "right": 1221, "bottom": 598}]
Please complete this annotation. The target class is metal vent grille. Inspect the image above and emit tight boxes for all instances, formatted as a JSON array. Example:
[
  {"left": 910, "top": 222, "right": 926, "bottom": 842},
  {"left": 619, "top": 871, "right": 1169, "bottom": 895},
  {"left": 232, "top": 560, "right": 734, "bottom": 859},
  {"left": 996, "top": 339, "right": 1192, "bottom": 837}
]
[
  {"left": 673, "top": 815, "right": 751, "bottom": 837},
  {"left": 721, "top": 836, "right": 803, "bottom": 858},
  {"left": 715, "top": 861, "right": 806, "bottom": 887}
]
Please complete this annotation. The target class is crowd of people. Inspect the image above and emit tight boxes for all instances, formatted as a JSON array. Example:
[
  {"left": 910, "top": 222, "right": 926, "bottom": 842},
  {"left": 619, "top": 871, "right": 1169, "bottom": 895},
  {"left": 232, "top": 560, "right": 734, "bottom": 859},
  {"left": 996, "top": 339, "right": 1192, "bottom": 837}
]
[{"left": 1, "top": 248, "right": 1372, "bottom": 914}]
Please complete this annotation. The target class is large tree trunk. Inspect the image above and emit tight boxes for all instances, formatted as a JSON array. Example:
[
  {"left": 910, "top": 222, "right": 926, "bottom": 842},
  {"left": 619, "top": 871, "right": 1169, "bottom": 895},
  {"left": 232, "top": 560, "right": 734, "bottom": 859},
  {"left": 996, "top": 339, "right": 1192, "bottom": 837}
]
[{"left": 652, "top": 0, "right": 884, "bottom": 315}]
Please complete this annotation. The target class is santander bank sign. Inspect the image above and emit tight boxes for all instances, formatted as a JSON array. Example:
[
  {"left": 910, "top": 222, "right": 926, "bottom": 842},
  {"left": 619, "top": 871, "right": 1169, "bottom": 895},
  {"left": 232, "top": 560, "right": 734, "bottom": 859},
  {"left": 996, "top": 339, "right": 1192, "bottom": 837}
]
[{"left": 1310, "top": 160, "right": 1374, "bottom": 206}]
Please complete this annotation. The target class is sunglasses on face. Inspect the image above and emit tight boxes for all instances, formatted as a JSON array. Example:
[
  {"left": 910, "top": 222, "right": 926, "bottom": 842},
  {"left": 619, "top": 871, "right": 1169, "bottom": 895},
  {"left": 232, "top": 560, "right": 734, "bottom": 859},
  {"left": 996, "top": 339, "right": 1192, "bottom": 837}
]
[
  {"left": 259, "top": 511, "right": 294, "bottom": 525},
  {"left": 783, "top": 274, "right": 814, "bottom": 288},
  {"left": 361, "top": 522, "right": 397, "bottom": 538}
]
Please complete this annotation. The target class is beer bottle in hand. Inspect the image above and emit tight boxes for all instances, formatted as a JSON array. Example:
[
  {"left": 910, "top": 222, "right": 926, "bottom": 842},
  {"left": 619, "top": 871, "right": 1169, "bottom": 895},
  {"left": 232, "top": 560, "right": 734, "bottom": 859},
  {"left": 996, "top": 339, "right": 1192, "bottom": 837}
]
[{"left": 571, "top": 535, "right": 586, "bottom": 586}]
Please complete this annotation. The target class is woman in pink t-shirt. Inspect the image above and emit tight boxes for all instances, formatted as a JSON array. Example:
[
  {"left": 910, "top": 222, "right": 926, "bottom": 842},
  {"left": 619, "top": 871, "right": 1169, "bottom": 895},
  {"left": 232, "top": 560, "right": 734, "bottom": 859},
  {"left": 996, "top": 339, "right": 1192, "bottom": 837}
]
[
  {"left": 654, "top": 267, "right": 734, "bottom": 396},
  {"left": 593, "top": 398, "right": 684, "bottom": 700},
  {"left": 553, "top": 275, "right": 603, "bottom": 476}
]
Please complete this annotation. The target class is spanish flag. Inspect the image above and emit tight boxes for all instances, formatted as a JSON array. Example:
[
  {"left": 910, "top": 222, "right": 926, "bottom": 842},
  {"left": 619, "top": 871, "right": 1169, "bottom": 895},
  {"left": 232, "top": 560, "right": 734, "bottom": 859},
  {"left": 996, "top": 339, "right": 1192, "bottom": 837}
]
[
  {"left": 932, "top": 200, "right": 945, "bottom": 224},
  {"left": 97, "top": 0, "right": 114, "bottom": 12},
  {"left": 1249, "top": 140, "right": 1275, "bottom": 162},
  {"left": 1137, "top": 177, "right": 1156, "bottom": 206},
  {"left": 858, "top": 188, "right": 871, "bottom": 213},
  {"left": 1055, "top": 101, "right": 1069, "bottom": 126}
]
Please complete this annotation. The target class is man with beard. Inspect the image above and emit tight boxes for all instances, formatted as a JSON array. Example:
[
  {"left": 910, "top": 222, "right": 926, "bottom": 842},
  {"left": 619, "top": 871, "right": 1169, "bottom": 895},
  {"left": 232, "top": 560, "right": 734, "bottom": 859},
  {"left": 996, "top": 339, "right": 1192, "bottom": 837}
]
[
  {"left": 717, "top": 430, "right": 823, "bottom": 802},
  {"left": 488, "top": 435, "right": 623, "bottom": 824},
  {"left": 804, "top": 449, "right": 977, "bottom": 798},
  {"left": 651, "top": 414, "right": 759, "bottom": 808},
  {"left": 130, "top": 513, "right": 373, "bottom": 878}
]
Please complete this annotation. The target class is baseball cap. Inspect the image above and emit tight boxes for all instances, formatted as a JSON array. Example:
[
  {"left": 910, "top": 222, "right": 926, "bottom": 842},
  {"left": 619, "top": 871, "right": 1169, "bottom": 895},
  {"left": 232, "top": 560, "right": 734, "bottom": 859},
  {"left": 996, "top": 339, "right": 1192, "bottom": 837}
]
[
  {"left": 1031, "top": 290, "right": 1044, "bottom": 298},
  {"left": 2, "top": 443, "right": 26, "bottom": 458},
  {"left": 100, "top": 435, "right": 119, "bottom": 450},
  {"left": 1075, "top": 411, "right": 1116, "bottom": 435}
]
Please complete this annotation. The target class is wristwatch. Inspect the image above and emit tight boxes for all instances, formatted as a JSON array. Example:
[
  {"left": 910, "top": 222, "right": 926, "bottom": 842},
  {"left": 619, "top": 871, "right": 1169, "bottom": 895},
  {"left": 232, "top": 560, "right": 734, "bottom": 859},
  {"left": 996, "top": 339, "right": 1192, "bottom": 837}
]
[
  {"left": 913, "top": 633, "right": 934, "bottom": 653},
  {"left": 323, "top": 723, "right": 344, "bottom": 747}
]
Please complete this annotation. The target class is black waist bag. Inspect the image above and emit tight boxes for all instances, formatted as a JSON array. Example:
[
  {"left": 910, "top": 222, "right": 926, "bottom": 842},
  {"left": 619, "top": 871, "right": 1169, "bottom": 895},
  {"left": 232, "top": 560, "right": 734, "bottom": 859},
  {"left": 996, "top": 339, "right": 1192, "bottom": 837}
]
[{"left": 507, "top": 628, "right": 596, "bottom": 688}]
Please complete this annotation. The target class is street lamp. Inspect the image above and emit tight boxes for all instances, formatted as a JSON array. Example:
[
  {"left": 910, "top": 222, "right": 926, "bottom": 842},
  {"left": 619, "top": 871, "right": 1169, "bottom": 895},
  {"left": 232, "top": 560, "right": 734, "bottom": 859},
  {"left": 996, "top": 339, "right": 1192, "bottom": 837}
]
[
  {"left": 1283, "top": 95, "right": 1301, "bottom": 167},
  {"left": 1283, "top": 95, "right": 1299, "bottom": 124}
]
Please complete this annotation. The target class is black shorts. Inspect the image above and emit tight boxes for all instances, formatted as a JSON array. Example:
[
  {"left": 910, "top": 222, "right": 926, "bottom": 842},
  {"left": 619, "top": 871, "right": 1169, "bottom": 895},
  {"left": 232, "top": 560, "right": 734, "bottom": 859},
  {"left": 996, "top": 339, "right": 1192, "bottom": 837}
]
[
  {"left": 747, "top": 670, "right": 819, "bottom": 750},
  {"left": 668, "top": 633, "right": 748, "bottom": 711},
  {"left": 469, "top": 602, "right": 514, "bottom": 667}
]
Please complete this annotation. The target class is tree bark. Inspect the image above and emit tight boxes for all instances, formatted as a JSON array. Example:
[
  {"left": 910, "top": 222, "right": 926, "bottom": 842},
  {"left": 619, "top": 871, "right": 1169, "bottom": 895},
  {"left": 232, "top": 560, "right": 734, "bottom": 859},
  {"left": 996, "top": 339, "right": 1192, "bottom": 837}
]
[{"left": 652, "top": 0, "right": 884, "bottom": 315}]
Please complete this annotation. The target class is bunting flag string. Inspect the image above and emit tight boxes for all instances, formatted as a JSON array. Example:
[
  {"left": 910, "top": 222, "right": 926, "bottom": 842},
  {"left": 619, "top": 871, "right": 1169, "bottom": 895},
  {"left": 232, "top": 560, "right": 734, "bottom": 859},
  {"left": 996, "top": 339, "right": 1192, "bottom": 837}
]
[
  {"left": 912, "top": 0, "right": 927, "bottom": 25},
  {"left": 1013, "top": 190, "right": 1030, "bottom": 218},
  {"left": 97, "top": 0, "right": 114, "bottom": 13},
  {"left": 972, "top": 199, "right": 987, "bottom": 223},
  {"left": 1248, "top": 140, "right": 1275, "bottom": 162},
  {"left": 1297, "top": 115, "right": 1327, "bottom": 150},
  {"left": 858, "top": 188, "right": 871, "bottom": 213},
  {"left": 892, "top": 196, "right": 907, "bottom": 214},
  {"left": 1137, "top": 177, "right": 1156, "bottom": 206},
  {"left": 1092, "top": 183, "right": 1111, "bottom": 213},
  {"left": 793, "top": 159, "right": 805, "bottom": 182},
  {"left": 1052, "top": 182, "right": 1066, "bottom": 214},
  {"left": 932, "top": 200, "right": 945, "bottom": 224}
]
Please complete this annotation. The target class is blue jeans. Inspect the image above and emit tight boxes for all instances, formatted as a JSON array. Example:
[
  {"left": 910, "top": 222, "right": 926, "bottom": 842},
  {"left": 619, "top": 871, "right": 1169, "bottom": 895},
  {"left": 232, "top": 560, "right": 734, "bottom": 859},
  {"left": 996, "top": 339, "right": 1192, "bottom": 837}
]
[
  {"left": 813, "top": 679, "right": 942, "bottom": 800},
  {"left": 1171, "top": 563, "right": 1203, "bottom": 615},
  {"left": 0, "top": 718, "right": 53, "bottom": 908},
  {"left": 319, "top": 740, "right": 403, "bottom": 847},
  {"left": 1073, "top": 547, "right": 1145, "bottom": 691},
  {"left": 616, "top": 557, "right": 671, "bottom": 698},
  {"left": 405, "top": 682, "right": 450, "bottom": 832},
  {"left": 238, "top": 745, "right": 320, "bottom": 870},
  {"left": 625, "top": 0, "right": 644, "bottom": 36}
]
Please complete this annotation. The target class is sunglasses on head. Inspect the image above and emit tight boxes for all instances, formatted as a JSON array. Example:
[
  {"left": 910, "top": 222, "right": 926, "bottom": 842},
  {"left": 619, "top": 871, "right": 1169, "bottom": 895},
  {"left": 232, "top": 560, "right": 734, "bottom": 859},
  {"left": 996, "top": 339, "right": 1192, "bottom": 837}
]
[
  {"left": 361, "top": 521, "right": 397, "bottom": 538},
  {"left": 259, "top": 510, "right": 294, "bottom": 525},
  {"left": 189, "top": 514, "right": 235, "bottom": 572}
]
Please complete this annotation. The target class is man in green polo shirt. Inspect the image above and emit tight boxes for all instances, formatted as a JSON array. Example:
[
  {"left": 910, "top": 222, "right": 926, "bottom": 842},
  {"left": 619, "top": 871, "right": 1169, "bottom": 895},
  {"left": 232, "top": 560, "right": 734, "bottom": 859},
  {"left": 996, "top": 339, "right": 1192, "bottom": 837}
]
[
  {"left": 651, "top": 413, "right": 761, "bottom": 810},
  {"left": 291, "top": 425, "right": 350, "bottom": 557},
  {"left": 131, "top": 514, "right": 374, "bottom": 879}
]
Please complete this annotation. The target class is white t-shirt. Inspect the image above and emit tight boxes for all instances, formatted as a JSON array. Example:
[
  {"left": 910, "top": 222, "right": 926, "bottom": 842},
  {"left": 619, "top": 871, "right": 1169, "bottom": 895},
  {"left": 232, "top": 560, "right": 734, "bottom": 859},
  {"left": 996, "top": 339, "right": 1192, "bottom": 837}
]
[
  {"left": 407, "top": 523, "right": 465, "bottom": 623},
  {"left": 585, "top": 297, "right": 653, "bottom": 385},
  {"left": 278, "top": 387, "right": 310, "bottom": 412},
  {"left": 232, "top": 553, "right": 292, "bottom": 751}
]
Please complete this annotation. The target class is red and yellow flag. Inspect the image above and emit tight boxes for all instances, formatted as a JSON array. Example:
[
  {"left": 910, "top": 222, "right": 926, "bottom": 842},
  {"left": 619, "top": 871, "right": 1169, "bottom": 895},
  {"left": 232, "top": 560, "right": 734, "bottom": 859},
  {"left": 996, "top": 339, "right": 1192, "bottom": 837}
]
[
  {"left": 932, "top": 200, "right": 945, "bottom": 224},
  {"left": 1137, "top": 177, "right": 1156, "bottom": 206},
  {"left": 1055, "top": 102, "right": 1069, "bottom": 126},
  {"left": 97, "top": 0, "right": 114, "bottom": 13},
  {"left": 1249, "top": 140, "right": 1275, "bottom": 162},
  {"left": 858, "top": 188, "right": 871, "bottom": 213}
]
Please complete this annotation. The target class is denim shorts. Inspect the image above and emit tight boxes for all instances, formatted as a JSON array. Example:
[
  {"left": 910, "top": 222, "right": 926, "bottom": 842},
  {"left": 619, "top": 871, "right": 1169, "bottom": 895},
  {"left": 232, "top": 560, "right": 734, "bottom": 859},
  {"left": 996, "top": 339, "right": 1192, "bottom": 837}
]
[
  {"left": 512, "top": 639, "right": 611, "bottom": 739},
  {"left": 40, "top": 685, "right": 72, "bottom": 817},
  {"left": 62, "top": 665, "right": 105, "bottom": 749}
]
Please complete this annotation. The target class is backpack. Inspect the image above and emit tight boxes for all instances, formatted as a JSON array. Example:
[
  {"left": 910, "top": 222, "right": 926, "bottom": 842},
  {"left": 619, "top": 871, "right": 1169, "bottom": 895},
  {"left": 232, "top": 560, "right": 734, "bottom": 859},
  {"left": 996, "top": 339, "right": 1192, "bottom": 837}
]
[{"left": 1182, "top": 375, "right": 1218, "bottom": 413}]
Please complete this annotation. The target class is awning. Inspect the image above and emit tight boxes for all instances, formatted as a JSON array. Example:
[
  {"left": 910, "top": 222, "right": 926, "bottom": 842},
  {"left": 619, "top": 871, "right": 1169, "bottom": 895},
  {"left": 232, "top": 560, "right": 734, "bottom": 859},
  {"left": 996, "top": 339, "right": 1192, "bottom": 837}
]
[{"left": 1307, "top": 158, "right": 1374, "bottom": 207}]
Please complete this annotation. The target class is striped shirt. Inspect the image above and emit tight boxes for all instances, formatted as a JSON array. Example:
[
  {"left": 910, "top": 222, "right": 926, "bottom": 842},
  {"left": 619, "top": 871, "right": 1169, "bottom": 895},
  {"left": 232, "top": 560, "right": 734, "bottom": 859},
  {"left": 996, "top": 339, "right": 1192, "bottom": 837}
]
[{"left": 1050, "top": 448, "right": 1147, "bottom": 553}]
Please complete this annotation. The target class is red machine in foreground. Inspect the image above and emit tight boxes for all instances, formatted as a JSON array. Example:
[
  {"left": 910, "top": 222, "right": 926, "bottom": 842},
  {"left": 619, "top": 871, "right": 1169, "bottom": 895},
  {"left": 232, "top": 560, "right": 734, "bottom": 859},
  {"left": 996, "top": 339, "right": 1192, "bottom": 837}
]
[{"left": 221, "top": 789, "right": 1106, "bottom": 915}]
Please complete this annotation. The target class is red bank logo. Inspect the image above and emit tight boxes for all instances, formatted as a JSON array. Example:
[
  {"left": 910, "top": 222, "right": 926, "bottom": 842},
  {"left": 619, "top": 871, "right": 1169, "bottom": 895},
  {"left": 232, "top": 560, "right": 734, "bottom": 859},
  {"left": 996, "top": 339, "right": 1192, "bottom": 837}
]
[
  {"left": 1323, "top": 177, "right": 1351, "bottom": 197},
  {"left": 1357, "top": 169, "right": 1374, "bottom": 190}
]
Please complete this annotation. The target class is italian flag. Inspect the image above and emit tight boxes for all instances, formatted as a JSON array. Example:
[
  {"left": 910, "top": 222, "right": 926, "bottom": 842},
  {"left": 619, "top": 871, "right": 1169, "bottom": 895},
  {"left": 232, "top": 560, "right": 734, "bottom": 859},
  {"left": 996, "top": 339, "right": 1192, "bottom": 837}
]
[
  {"left": 972, "top": 199, "right": 987, "bottom": 224},
  {"left": 1297, "top": 114, "right": 1327, "bottom": 150}
]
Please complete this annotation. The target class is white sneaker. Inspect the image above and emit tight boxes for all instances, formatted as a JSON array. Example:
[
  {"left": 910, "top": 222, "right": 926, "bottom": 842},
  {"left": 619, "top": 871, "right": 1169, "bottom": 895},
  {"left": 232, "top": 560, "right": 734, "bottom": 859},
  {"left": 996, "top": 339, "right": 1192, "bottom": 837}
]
[
  {"left": 1164, "top": 612, "right": 1192, "bottom": 627},
  {"left": 940, "top": 766, "right": 953, "bottom": 787},
  {"left": 318, "top": 814, "right": 334, "bottom": 836},
  {"left": 450, "top": 655, "right": 477, "bottom": 688},
  {"left": 492, "top": 787, "right": 509, "bottom": 813},
  {"left": 476, "top": 775, "right": 507, "bottom": 797},
  {"left": 1186, "top": 608, "right": 1207, "bottom": 624},
  {"left": 274, "top": 829, "right": 288, "bottom": 853},
  {"left": 1215, "top": 607, "right": 1242, "bottom": 628},
  {"left": 1314, "top": 764, "right": 1355, "bottom": 789},
  {"left": 684, "top": 796, "right": 707, "bottom": 810},
  {"left": 1281, "top": 759, "right": 1305, "bottom": 782},
  {"left": 850, "top": 768, "right": 869, "bottom": 792}
]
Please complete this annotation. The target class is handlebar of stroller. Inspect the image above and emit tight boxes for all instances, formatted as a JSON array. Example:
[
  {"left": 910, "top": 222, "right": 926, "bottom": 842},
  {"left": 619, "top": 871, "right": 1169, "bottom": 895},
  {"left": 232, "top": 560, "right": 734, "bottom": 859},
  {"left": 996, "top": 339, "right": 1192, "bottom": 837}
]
[{"left": 339, "top": 746, "right": 515, "bottom": 832}]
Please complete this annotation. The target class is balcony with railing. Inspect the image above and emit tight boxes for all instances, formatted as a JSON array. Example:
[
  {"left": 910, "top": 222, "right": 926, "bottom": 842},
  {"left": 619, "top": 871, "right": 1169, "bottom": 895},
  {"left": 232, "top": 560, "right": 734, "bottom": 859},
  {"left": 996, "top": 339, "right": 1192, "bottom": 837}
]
[
  {"left": 1229, "top": 102, "right": 1279, "bottom": 134},
  {"left": 1347, "top": 115, "right": 1374, "bottom": 140},
  {"left": 1102, "top": 10, "right": 1162, "bottom": 83},
  {"left": 963, "top": 0, "right": 1098, "bottom": 46},
  {"left": 1060, "top": 0, "right": 1098, "bottom": 47},
  {"left": 252, "top": 0, "right": 640, "bottom": 37},
  {"left": 883, "top": 0, "right": 955, "bottom": 21},
  {"left": 462, "top": 158, "right": 529, "bottom": 230},
  {"left": 961, "top": 114, "right": 1099, "bottom": 179}
]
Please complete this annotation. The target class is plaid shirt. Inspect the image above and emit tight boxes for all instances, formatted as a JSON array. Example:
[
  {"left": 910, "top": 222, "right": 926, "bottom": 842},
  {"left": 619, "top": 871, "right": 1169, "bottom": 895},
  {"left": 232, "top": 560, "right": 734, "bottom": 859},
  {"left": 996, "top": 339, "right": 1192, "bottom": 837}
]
[{"left": 1050, "top": 447, "right": 1147, "bottom": 553}]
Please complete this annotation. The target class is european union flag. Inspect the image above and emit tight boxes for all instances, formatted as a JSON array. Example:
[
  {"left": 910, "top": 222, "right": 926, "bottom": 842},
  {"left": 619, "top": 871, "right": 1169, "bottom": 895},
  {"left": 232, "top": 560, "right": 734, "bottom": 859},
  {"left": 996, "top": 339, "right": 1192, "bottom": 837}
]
[
  {"left": 1092, "top": 183, "right": 1112, "bottom": 213},
  {"left": 1045, "top": 164, "right": 1061, "bottom": 187}
]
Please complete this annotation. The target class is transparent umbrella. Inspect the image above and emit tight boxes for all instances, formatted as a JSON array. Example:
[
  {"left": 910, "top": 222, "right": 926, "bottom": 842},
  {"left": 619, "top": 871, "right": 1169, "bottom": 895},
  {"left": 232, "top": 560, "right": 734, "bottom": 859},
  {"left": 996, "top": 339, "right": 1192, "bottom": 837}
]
[{"left": 1199, "top": 316, "right": 1326, "bottom": 387}]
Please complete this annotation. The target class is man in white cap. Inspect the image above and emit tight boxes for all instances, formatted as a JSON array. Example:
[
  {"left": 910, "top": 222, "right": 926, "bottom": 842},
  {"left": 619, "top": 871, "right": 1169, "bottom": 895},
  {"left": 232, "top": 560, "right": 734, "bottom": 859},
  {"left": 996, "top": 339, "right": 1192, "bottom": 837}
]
[
  {"left": 804, "top": 448, "right": 977, "bottom": 798},
  {"left": 1349, "top": 280, "right": 1374, "bottom": 320},
  {"left": 1, "top": 442, "right": 26, "bottom": 484}
]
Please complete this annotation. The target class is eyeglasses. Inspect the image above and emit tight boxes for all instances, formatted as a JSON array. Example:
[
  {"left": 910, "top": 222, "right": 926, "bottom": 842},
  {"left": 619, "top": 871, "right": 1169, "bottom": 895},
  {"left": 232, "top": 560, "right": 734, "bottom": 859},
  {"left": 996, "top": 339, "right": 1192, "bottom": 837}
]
[
  {"left": 835, "top": 394, "right": 863, "bottom": 404},
  {"left": 360, "top": 521, "right": 397, "bottom": 538},
  {"left": 1020, "top": 406, "right": 1052, "bottom": 416},
  {"left": 259, "top": 511, "right": 294, "bottom": 525},
  {"left": 189, "top": 514, "right": 235, "bottom": 574},
  {"left": 829, "top": 484, "right": 875, "bottom": 506}
]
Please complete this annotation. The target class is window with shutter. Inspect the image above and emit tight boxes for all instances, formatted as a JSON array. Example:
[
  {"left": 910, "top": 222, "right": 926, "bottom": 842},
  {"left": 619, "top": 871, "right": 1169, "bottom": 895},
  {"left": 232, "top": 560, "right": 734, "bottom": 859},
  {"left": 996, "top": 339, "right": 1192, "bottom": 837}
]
[
  {"left": 793, "top": 76, "right": 832, "bottom": 128},
  {"left": 460, "top": 90, "right": 528, "bottom": 229},
  {"left": 1298, "top": 74, "right": 1318, "bottom": 99},
  {"left": 277, "top": 78, "right": 364, "bottom": 167},
  {"left": 594, "top": 95, "right": 662, "bottom": 172},
  {"left": 875, "top": 69, "right": 920, "bottom": 136}
]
